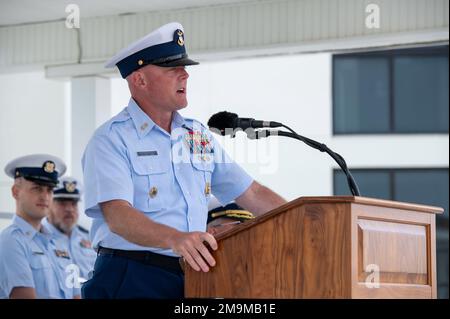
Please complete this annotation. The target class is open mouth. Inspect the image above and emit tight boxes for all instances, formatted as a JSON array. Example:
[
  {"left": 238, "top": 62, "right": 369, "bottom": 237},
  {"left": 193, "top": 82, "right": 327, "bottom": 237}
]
[{"left": 176, "top": 87, "right": 186, "bottom": 94}]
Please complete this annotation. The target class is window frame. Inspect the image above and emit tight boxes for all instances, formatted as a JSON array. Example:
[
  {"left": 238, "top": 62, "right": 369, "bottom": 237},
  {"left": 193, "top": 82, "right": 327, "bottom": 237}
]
[
  {"left": 332, "top": 45, "right": 449, "bottom": 135},
  {"left": 333, "top": 167, "right": 449, "bottom": 201}
]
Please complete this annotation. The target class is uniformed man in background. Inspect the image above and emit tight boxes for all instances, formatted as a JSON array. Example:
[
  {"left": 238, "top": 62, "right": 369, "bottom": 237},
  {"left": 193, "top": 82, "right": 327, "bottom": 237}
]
[
  {"left": 82, "top": 21, "right": 287, "bottom": 299},
  {"left": 0, "top": 154, "right": 80, "bottom": 299},
  {"left": 42, "top": 176, "right": 96, "bottom": 285}
]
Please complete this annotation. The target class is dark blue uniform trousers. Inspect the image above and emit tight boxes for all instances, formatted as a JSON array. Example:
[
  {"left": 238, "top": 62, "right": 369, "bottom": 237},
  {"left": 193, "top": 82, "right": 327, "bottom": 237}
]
[{"left": 82, "top": 254, "right": 184, "bottom": 299}]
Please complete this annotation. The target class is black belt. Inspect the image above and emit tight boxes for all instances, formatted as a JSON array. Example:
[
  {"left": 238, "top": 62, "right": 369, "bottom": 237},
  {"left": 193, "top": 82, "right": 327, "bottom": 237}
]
[{"left": 97, "top": 246, "right": 183, "bottom": 273}]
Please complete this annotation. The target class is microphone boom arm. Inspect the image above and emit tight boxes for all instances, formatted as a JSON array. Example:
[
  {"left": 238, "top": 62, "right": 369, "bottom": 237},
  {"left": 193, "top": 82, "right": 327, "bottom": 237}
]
[{"left": 248, "top": 128, "right": 361, "bottom": 196}]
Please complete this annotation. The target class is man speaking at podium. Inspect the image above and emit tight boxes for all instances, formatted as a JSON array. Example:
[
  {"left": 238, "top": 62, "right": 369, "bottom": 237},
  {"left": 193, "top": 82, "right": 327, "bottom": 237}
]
[{"left": 81, "top": 22, "right": 286, "bottom": 299}]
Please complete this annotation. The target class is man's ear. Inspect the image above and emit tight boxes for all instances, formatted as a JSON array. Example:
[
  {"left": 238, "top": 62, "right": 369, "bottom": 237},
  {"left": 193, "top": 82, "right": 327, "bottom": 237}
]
[
  {"left": 131, "top": 71, "right": 146, "bottom": 88},
  {"left": 11, "top": 184, "right": 20, "bottom": 200}
]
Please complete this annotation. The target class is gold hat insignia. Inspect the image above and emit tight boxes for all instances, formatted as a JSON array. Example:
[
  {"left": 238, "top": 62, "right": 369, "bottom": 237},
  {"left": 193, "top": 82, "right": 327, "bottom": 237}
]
[
  {"left": 176, "top": 30, "right": 185, "bottom": 46},
  {"left": 43, "top": 161, "right": 55, "bottom": 173},
  {"left": 65, "top": 181, "right": 77, "bottom": 193}
]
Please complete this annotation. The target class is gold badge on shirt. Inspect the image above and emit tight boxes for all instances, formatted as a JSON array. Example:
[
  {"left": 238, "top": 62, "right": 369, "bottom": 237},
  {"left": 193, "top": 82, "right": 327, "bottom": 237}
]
[
  {"left": 79, "top": 239, "right": 92, "bottom": 249},
  {"left": 54, "top": 249, "right": 70, "bottom": 259}
]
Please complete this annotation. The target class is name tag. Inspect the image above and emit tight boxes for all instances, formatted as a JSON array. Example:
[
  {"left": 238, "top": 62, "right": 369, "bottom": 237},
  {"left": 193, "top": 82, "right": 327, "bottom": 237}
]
[{"left": 137, "top": 151, "right": 158, "bottom": 156}]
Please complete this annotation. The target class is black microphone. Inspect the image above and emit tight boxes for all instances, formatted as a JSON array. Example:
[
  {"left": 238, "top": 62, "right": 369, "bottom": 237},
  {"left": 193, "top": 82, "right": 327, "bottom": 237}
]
[{"left": 207, "top": 111, "right": 282, "bottom": 136}]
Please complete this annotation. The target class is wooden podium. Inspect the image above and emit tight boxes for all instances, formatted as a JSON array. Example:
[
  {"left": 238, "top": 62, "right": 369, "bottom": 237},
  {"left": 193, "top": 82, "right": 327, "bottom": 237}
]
[{"left": 184, "top": 196, "right": 443, "bottom": 299}]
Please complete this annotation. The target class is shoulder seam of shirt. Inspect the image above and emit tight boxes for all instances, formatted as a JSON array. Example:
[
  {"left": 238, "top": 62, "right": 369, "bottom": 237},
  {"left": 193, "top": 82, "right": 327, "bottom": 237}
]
[
  {"left": 94, "top": 117, "right": 132, "bottom": 138},
  {"left": 3, "top": 225, "right": 23, "bottom": 237},
  {"left": 0, "top": 229, "right": 29, "bottom": 254},
  {"left": 95, "top": 109, "right": 132, "bottom": 134},
  {"left": 108, "top": 114, "right": 132, "bottom": 128}
]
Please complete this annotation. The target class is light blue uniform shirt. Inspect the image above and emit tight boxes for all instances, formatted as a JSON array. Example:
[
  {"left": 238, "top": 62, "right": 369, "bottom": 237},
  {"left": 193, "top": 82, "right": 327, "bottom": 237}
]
[
  {"left": 42, "top": 218, "right": 96, "bottom": 282},
  {"left": 82, "top": 98, "right": 253, "bottom": 256},
  {"left": 0, "top": 215, "right": 79, "bottom": 299}
]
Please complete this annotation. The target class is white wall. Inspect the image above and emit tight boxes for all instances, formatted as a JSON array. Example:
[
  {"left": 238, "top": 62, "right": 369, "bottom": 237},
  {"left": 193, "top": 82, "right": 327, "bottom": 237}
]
[{"left": 0, "top": 71, "right": 69, "bottom": 222}]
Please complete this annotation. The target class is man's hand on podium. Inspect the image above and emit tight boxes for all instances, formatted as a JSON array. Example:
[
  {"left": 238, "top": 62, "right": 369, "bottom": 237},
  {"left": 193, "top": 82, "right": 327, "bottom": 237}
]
[{"left": 207, "top": 219, "right": 242, "bottom": 236}]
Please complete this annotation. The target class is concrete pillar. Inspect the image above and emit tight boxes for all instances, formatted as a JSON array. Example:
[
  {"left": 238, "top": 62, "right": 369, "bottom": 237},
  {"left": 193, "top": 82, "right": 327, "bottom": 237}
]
[{"left": 70, "top": 76, "right": 111, "bottom": 188}]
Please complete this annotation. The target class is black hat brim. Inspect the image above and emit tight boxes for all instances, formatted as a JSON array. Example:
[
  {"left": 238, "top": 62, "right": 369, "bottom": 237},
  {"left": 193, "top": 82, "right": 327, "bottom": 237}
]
[
  {"left": 23, "top": 176, "right": 57, "bottom": 187},
  {"left": 53, "top": 196, "right": 80, "bottom": 202},
  {"left": 154, "top": 57, "right": 199, "bottom": 67}
]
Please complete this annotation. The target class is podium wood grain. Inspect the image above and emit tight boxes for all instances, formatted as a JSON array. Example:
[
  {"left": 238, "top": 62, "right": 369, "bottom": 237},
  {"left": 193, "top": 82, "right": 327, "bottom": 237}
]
[{"left": 184, "top": 196, "right": 442, "bottom": 299}]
